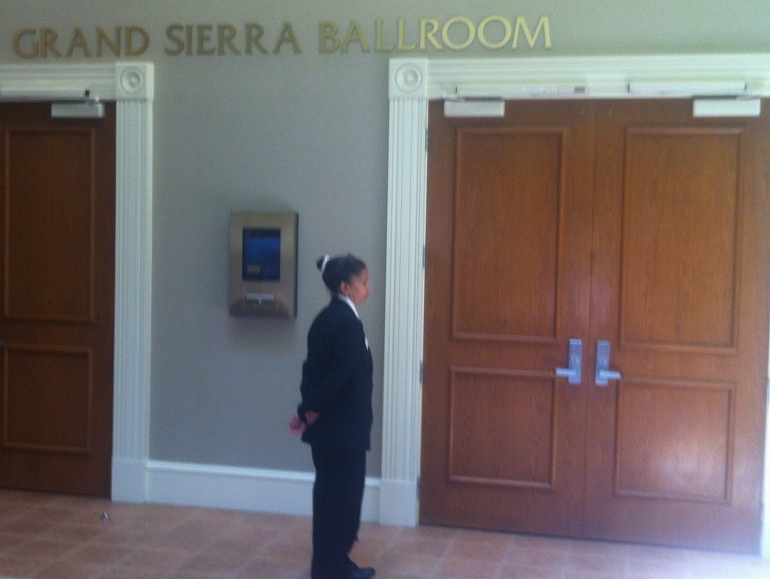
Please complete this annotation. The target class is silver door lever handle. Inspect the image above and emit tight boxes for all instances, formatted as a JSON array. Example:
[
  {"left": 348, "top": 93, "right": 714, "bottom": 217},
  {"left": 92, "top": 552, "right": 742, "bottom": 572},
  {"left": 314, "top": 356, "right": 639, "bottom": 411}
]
[
  {"left": 555, "top": 338, "right": 582, "bottom": 385},
  {"left": 595, "top": 340, "right": 621, "bottom": 386}
]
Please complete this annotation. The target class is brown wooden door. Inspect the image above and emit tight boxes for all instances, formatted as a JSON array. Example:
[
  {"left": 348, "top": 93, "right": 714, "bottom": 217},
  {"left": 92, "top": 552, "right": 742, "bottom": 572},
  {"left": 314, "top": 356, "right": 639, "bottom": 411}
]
[
  {"left": 422, "top": 100, "right": 597, "bottom": 537},
  {"left": 421, "top": 99, "right": 769, "bottom": 552},
  {"left": 0, "top": 102, "right": 116, "bottom": 496},
  {"left": 583, "top": 100, "right": 769, "bottom": 551}
]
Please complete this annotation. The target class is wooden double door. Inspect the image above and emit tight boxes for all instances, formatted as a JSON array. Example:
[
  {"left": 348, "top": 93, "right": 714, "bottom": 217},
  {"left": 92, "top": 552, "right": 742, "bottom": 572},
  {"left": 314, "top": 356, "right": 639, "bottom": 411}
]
[
  {"left": 0, "top": 102, "right": 116, "bottom": 496},
  {"left": 421, "top": 99, "right": 770, "bottom": 552}
]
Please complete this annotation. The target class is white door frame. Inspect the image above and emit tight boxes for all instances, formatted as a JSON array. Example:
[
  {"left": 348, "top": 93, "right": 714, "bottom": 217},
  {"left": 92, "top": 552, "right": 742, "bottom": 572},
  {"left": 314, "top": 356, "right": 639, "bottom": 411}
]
[
  {"left": 381, "top": 54, "right": 770, "bottom": 557},
  {"left": 0, "top": 63, "right": 154, "bottom": 503}
]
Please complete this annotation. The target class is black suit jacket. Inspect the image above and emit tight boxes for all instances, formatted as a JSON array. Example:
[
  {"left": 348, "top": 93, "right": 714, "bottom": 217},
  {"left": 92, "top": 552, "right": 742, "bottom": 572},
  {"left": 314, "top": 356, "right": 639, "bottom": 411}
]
[{"left": 298, "top": 296, "right": 373, "bottom": 451}]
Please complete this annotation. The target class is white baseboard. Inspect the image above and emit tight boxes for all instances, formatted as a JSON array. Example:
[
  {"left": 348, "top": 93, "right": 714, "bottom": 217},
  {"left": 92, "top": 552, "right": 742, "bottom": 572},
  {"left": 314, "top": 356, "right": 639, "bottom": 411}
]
[{"left": 132, "top": 460, "right": 381, "bottom": 522}]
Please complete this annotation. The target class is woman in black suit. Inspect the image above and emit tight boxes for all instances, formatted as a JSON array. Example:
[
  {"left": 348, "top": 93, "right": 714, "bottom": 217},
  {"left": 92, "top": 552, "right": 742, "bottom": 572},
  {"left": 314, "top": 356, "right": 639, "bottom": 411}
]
[{"left": 290, "top": 254, "right": 375, "bottom": 579}]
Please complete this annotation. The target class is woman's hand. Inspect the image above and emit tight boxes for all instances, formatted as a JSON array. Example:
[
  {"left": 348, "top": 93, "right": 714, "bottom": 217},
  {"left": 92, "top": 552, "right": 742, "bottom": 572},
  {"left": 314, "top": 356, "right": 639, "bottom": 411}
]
[
  {"left": 305, "top": 411, "right": 319, "bottom": 425},
  {"left": 289, "top": 411, "right": 320, "bottom": 436},
  {"left": 289, "top": 414, "right": 305, "bottom": 435}
]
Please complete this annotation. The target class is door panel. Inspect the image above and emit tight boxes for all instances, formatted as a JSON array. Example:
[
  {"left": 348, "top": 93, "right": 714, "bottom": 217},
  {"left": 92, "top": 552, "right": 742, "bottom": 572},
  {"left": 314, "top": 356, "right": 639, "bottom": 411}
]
[
  {"left": 423, "top": 99, "right": 769, "bottom": 552},
  {"left": 0, "top": 102, "right": 115, "bottom": 496},
  {"left": 614, "top": 379, "right": 731, "bottom": 502},
  {"left": 449, "top": 370, "right": 557, "bottom": 489},
  {"left": 6, "top": 346, "right": 92, "bottom": 453},
  {"left": 453, "top": 129, "right": 562, "bottom": 339},
  {"left": 6, "top": 126, "right": 96, "bottom": 321},
  {"left": 620, "top": 127, "right": 739, "bottom": 349}
]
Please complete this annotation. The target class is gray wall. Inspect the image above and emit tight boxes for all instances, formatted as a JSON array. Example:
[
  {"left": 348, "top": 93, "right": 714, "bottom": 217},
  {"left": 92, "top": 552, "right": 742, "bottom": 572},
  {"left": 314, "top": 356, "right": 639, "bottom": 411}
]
[{"left": 1, "top": 0, "right": 768, "bottom": 477}]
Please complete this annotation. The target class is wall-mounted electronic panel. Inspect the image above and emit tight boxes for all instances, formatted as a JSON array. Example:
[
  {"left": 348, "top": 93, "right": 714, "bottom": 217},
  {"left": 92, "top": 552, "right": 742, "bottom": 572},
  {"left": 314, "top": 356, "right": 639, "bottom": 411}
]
[{"left": 229, "top": 211, "right": 298, "bottom": 318}]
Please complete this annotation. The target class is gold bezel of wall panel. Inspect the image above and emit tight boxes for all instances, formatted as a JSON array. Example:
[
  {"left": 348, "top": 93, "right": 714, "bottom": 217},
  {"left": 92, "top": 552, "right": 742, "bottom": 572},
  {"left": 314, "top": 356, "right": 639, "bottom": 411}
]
[{"left": 229, "top": 211, "right": 298, "bottom": 318}]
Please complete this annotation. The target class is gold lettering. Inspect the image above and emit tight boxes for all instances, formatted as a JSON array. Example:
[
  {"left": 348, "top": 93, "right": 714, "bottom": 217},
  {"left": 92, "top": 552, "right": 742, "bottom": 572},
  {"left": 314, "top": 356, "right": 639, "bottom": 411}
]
[
  {"left": 375, "top": 21, "right": 393, "bottom": 52},
  {"left": 42, "top": 28, "right": 62, "bottom": 57},
  {"left": 126, "top": 26, "right": 149, "bottom": 56},
  {"left": 97, "top": 26, "right": 122, "bottom": 56},
  {"left": 245, "top": 23, "right": 268, "bottom": 54},
  {"left": 197, "top": 24, "right": 215, "bottom": 55},
  {"left": 342, "top": 20, "right": 369, "bottom": 53},
  {"left": 273, "top": 22, "right": 301, "bottom": 54},
  {"left": 513, "top": 16, "right": 551, "bottom": 49},
  {"left": 397, "top": 19, "right": 416, "bottom": 52},
  {"left": 185, "top": 25, "right": 194, "bottom": 55},
  {"left": 13, "top": 28, "right": 38, "bottom": 58},
  {"left": 66, "top": 27, "right": 92, "bottom": 57},
  {"left": 218, "top": 24, "right": 240, "bottom": 55},
  {"left": 477, "top": 15, "right": 511, "bottom": 50},
  {"left": 319, "top": 21, "right": 340, "bottom": 53},
  {"left": 165, "top": 24, "right": 184, "bottom": 55},
  {"left": 442, "top": 17, "right": 475, "bottom": 51},
  {"left": 420, "top": 19, "right": 442, "bottom": 51},
  {"left": 9, "top": 16, "right": 552, "bottom": 61}
]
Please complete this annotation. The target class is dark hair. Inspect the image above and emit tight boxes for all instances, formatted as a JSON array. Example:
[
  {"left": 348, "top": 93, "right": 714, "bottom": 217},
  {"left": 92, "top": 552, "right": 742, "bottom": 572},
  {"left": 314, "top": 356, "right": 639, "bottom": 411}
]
[{"left": 317, "top": 254, "right": 367, "bottom": 294}]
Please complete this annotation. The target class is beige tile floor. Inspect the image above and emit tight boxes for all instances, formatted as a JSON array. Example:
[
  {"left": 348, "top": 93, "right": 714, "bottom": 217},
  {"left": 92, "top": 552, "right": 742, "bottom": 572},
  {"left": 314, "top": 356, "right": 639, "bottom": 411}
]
[{"left": 0, "top": 489, "right": 769, "bottom": 579}]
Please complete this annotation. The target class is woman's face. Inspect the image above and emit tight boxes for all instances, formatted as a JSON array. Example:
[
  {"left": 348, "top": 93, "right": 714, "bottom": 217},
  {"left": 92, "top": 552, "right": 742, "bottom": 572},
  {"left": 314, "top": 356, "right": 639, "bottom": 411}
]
[{"left": 342, "top": 268, "right": 371, "bottom": 306}]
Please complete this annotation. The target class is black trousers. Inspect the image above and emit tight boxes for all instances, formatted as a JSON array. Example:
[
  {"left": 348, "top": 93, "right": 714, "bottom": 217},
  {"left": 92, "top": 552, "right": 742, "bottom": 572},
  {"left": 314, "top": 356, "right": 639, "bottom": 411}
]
[{"left": 310, "top": 446, "right": 366, "bottom": 579}]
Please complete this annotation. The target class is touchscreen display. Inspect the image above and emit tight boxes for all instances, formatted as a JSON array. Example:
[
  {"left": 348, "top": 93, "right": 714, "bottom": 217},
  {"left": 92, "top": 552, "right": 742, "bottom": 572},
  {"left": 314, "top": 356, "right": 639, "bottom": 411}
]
[{"left": 242, "top": 228, "right": 281, "bottom": 281}]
